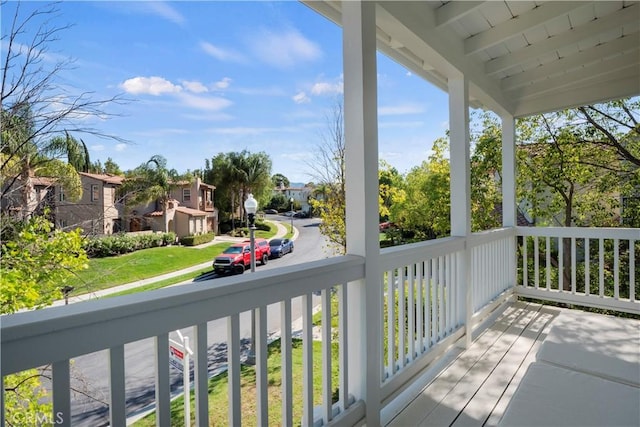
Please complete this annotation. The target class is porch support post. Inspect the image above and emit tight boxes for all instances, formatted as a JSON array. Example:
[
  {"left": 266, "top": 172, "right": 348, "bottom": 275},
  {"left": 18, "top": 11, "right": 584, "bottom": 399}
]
[
  {"left": 343, "top": 1, "right": 381, "bottom": 425},
  {"left": 501, "top": 115, "right": 516, "bottom": 227},
  {"left": 502, "top": 115, "right": 518, "bottom": 291},
  {"left": 448, "top": 75, "right": 472, "bottom": 348}
]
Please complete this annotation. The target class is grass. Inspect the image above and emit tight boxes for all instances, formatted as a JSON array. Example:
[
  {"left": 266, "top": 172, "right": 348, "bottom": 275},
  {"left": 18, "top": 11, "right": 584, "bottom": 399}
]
[
  {"left": 105, "top": 267, "right": 214, "bottom": 298},
  {"left": 67, "top": 243, "right": 233, "bottom": 296},
  {"left": 68, "top": 220, "right": 282, "bottom": 297},
  {"left": 134, "top": 338, "right": 340, "bottom": 426}
]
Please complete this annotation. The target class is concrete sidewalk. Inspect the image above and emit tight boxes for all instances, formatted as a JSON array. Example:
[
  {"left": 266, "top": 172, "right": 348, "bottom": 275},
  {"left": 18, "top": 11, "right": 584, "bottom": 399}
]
[{"left": 53, "top": 220, "right": 296, "bottom": 306}]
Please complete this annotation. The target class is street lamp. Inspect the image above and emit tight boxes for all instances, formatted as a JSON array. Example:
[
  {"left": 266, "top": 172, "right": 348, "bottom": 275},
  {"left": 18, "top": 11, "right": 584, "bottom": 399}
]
[
  {"left": 243, "top": 193, "right": 258, "bottom": 365},
  {"left": 290, "top": 197, "right": 294, "bottom": 232},
  {"left": 244, "top": 193, "right": 258, "bottom": 273}
]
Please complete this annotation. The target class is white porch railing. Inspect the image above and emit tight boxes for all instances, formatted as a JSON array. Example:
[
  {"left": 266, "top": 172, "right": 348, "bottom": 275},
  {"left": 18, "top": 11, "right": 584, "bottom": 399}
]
[
  {"left": 1, "top": 227, "right": 638, "bottom": 426},
  {"left": 1, "top": 256, "right": 365, "bottom": 427},
  {"left": 516, "top": 227, "right": 639, "bottom": 315}
]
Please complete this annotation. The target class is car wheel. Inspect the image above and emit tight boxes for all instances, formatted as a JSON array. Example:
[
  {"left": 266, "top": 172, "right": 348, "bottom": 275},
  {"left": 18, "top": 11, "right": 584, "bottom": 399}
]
[
  {"left": 234, "top": 265, "right": 244, "bottom": 275},
  {"left": 278, "top": 251, "right": 283, "bottom": 258},
  {"left": 290, "top": 246, "right": 293, "bottom": 253},
  {"left": 261, "top": 253, "right": 268, "bottom": 265}
]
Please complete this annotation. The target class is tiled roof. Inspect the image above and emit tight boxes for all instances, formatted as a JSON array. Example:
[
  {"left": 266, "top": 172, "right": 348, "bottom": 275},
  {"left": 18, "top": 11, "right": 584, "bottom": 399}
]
[
  {"left": 175, "top": 206, "right": 207, "bottom": 216},
  {"left": 79, "top": 172, "right": 124, "bottom": 185}
]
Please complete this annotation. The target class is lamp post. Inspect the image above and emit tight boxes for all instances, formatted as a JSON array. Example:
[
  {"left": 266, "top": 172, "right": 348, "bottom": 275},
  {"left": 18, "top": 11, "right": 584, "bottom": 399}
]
[
  {"left": 290, "top": 197, "right": 294, "bottom": 232},
  {"left": 243, "top": 194, "right": 258, "bottom": 365},
  {"left": 244, "top": 193, "right": 258, "bottom": 273}
]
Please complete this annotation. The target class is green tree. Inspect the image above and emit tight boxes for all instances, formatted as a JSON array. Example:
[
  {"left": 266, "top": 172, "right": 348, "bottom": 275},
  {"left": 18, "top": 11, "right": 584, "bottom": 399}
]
[
  {"left": 1, "top": 214, "right": 88, "bottom": 313},
  {"left": 391, "top": 137, "right": 451, "bottom": 240},
  {"left": 271, "top": 173, "right": 290, "bottom": 189},
  {"left": 120, "top": 155, "right": 183, "bottom": 233},
  {"left": 378, "top": 160, "right": 405, "bottom": 222},
  {"left": 204, "top": 151, "right": 272, "bottom": 228}
]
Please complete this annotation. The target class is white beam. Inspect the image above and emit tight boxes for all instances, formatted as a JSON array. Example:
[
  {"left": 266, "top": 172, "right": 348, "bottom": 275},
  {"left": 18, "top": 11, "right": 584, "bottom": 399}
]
[
  {"left": 514, "top": 74, "right": 640, "bottom": 117},
  {"left": 507, "top": 51, "right": 640, "bottom": 100},
  {"left": 501, "top": 35, "right": 640, "bottom": 91},
  {"left": 343, "top": 2, "right": 382, "bottom": 425},
  {"left": 436, "top": 1, "right": 486, "bottom": 28},
  {"left": 485, "top": 3, "right": 640, "bottom": 75},
  {"left": 377, "top": 2, "right": 514, "bottom": 118},
  {"left": 465, "top": 2, "right": 585, "bottom": 55}
]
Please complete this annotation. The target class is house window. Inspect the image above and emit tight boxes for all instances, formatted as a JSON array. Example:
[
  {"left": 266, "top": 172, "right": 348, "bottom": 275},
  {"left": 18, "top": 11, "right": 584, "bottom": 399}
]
[
  {"left": 91, "top": 184, "right": 99, "bottom": 202},
  {"left": 59, "top": 187, "right": 65, "bottom": 202},
  {"left": 183, "top": 189, "right": 191, "bottom": 202}
]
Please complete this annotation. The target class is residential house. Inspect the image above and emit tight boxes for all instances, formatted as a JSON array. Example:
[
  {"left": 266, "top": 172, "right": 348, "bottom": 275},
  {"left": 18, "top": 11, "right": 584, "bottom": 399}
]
[
  {"left": 129, "top": 177, "right": 217, "bottom": 237},
  {"left": 56, "top": 172, "right": 124, "bottom": 235},
  {"left": 1, "top": 174, "right": 57, "bottom": 219},
  {"left": 273, "top": 182, "right": 313, "bottom": 213}
]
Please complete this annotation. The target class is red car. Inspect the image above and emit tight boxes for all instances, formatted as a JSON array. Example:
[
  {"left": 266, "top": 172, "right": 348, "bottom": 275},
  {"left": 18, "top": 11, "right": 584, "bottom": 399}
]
[
  {"left": 213, "top": 239, "right": 270, "bottom": 275},
  {"left": 379, "top": 222, "right": 397, "bottom": 232}
]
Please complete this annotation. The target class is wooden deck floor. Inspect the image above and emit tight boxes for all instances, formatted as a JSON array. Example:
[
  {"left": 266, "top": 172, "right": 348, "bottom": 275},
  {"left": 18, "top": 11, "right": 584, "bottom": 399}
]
[{"left": 386, "top": 301, "right": 566, "bottom": 427}]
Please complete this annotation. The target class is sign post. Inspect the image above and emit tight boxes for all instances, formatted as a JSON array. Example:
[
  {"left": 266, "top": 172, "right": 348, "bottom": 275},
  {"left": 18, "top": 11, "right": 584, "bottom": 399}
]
[{"left": 170, "top": 331, "right": 193, "bottom": 426}]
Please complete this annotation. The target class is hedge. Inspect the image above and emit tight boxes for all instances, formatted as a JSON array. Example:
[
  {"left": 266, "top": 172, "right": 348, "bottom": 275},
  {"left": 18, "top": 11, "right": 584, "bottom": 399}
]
[
  {"left": 83, "top": 232, "right": 176, "bottom": 258},
  {"left": 179, "top": 232, "right": 215, "bottom": 246}
]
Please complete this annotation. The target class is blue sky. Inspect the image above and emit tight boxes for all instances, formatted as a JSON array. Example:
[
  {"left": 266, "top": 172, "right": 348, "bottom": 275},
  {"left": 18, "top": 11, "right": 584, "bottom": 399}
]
[{"left": 4, "top": 1, "right": 450, "bottom": 183}]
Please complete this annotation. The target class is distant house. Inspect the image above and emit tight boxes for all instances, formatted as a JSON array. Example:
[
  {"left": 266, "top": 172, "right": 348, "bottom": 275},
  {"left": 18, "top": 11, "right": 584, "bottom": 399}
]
[
  {"left": 56, "top": 172, "right": 125, "bottom": 234},
  {"left": 1, "top": 174, "right": 57, "bottom": 219},
  {"left": 129, "top": 177, "right": 218, "bottom": 238},
  {"left": 273, "top": 182, "right": 313, "bottom": 213}
]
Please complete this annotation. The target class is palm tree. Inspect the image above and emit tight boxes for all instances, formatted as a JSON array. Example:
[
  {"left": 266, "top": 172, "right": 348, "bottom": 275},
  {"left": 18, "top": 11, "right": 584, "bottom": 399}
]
[{"left": 120, "top": 155, "right": 182, "bottom": 233}]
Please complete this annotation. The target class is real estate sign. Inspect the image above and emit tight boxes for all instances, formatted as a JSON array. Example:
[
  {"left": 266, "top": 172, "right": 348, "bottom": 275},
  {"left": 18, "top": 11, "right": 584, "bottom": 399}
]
[{"left": 169, "top": 344, "right": 184, "bottom": 372}]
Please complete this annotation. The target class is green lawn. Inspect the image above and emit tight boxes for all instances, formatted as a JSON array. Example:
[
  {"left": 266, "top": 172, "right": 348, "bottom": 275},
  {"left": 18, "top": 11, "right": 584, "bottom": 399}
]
[
  {"left": 68, "top": 221, "right": 282, "bottom": 296},
  {"left": 67, "top": 243, "right": 233, "bottom": 296},
  {"left": 134, "top": 338, "right": 339, "bottom": 427}
]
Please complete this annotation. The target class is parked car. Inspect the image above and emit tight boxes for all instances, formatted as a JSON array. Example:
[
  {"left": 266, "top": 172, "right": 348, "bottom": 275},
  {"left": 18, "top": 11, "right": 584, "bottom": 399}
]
[
  {"left": 269, "top": 238, "right": 294, "bottom": 258},
  {"left": 293, "top": 211, "right": 309, "bottom": 218},
  {"left": 213, "top": 239, "right": 270, "bottom": 275},
  {"left": 264, "top": 209, "right": 278, "bottom": 214},
  {"left": 379, "top": 221, "right": 397, "bottom": 232},
  {"left": 282, "top": 211, "right": 296, "bottom": 217}
]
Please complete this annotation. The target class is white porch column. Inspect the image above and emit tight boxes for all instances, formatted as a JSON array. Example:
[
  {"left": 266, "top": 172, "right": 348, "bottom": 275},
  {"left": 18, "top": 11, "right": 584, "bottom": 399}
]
[
  {"left": 501, "top": 115, "right": 516, "bottom": 227},
  {"left": 448, "top": 75, "right": 472, "bottom": 347},
  {"left": 343, "top": 1, "right": 381, "bottom": 425}
]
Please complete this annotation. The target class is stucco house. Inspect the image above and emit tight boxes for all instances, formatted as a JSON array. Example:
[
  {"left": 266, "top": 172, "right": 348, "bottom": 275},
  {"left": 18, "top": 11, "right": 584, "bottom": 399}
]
[
  {"left": 273, "top": 182, "right": 313, "bottom": 213},
  {"left": 128, "top": 177, "right": 218, "bottom": 238},
  {"left": 56, "top": 172, "right": 125, "bottom": 235}
]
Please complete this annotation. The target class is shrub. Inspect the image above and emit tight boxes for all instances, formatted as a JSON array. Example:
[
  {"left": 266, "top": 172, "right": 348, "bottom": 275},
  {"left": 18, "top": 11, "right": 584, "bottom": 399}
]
[
  {"left": 83, "top": 232, "right": 177, "bottom": 258},
  {"left": 179, "top": 232, "right": 215, "bottom": 246}
]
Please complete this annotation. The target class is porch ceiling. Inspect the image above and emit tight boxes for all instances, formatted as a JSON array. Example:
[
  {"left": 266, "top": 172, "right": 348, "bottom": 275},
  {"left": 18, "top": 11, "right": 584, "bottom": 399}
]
[{"left": 303, "top": 1, "right": 640, "bottom": 117}]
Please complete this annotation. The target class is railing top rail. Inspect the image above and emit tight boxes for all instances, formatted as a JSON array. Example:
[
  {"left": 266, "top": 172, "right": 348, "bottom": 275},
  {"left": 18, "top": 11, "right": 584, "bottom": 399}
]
[
  {"left": 467, "top": 227, "right": 515, "bottom": 248},
  {"left": 516, "top": 226, "right": 640, "bottom": 240},
  {"left": 1, "top": 255, "right": 365, "bottom": 375},
  {"left": 379, "top": 236, "right": 465, "bottom": 270}
]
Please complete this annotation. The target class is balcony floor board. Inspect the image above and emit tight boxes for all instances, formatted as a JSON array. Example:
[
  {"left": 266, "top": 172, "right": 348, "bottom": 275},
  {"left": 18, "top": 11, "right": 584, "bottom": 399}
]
[{"left": 385, "top": 301, "right": 636, "bottom": 427}]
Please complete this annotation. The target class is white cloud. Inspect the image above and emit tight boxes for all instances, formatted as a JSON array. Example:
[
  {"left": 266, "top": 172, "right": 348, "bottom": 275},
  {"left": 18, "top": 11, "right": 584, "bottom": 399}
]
[
  {"left": 208, "top": 126, "right": 296, "bottom": 136},
  {"left": 311, "top": 81, "right": 343, "bottom": 96},
  {"left": 200, "top": 41, "right": 245, "bottom": 63},
  {"left": 213, "top": 77, "right": 232, "bottom": 90},
  {"left": 177, "top": 92, "right": 232, "bottom": 111},
  {"left": 292, "top": 92, "right": 310, "bottom": 104},
  {"left": 115, "top": 143, "right": 127, "bottom": 152},
  {"left": 249, "top": 29, "right": 322, "bottom": 68},
  {"left": 181, "top": 80, "right": 208, "bottom": 93},
  {"left": 146, "top": 2, "right": 186, "bottom": 26},
  {"left": 90, "top": 144, "right": 105, "bottom": 152},
  {"left": 379, "top": 103, "right": 426, "bottom": 116},
  {"left": 121, "top": 76, "right": 182, "bottom": 96}
]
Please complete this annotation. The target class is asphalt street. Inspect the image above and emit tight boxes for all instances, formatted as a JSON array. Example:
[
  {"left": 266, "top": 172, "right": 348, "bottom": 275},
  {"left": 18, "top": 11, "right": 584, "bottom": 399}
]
[{"left": 68, "top": 216, "right": 334, "bottom": 426}]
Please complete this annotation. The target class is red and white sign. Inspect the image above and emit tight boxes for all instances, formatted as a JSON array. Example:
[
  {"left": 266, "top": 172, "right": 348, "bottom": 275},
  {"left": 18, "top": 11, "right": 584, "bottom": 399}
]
[{"left": 169, "top": 345, "right": 184, "bottom": 371}]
